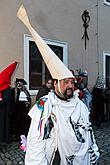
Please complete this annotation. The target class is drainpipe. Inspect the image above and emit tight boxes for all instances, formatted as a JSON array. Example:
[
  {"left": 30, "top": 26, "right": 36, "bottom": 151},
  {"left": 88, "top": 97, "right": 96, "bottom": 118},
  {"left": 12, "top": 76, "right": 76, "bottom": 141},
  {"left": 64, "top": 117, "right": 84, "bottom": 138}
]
[{"left": 96, "top": 0, "right": 99, "bottom": 75}]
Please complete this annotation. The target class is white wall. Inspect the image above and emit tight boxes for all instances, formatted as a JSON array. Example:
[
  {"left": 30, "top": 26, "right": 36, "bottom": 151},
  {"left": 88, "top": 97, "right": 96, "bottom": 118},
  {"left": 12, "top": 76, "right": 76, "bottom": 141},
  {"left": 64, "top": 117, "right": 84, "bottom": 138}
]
[{"left": 0, "top": 0, "right": 110, "bottom": 90}]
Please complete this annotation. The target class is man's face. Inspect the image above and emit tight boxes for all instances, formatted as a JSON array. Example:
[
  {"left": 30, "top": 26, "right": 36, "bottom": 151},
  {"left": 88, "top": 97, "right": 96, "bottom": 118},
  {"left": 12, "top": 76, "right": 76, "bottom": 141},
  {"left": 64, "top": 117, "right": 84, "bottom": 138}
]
[
  {"left": 54, "top": 78, "right": 75, "bottom": 99},
  {"left": 15, "top": 82, "right": 24, "bottom": 89}
]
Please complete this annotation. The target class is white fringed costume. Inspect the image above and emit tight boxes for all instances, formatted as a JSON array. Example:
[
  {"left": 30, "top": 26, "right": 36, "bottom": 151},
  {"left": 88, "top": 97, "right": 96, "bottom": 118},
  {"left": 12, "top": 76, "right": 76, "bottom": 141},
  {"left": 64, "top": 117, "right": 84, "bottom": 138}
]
[{"left": 25, "top": 91, "right": 99, "bottom": 165}]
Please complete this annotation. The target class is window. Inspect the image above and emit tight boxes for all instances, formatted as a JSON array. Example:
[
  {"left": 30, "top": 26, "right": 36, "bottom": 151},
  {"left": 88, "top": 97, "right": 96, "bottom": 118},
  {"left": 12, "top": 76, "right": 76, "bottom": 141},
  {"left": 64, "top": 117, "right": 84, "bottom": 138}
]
[
  {"left": 103, "top": 52, "right": 110, "bottom": 87},
  {"left": 104, "top": 0, "right": 110, "bottom": 6},
  {"left": 24, "top": 34, "right": 68, "bottom": 95}
]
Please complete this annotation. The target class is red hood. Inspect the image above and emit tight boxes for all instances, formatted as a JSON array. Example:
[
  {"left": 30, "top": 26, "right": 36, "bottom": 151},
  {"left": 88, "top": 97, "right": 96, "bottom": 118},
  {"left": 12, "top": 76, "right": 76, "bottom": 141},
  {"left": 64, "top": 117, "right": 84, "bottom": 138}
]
[{"left": 0, "top": 61, "right": 18, "bottom": 91}]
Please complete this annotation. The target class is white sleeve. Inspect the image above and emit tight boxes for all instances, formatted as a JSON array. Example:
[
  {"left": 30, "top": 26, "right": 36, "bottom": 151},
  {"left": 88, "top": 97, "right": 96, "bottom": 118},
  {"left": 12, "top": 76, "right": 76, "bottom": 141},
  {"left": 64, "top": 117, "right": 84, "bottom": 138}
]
[{"left": 25, "top": 104, "right": 48, "bottom": 165}]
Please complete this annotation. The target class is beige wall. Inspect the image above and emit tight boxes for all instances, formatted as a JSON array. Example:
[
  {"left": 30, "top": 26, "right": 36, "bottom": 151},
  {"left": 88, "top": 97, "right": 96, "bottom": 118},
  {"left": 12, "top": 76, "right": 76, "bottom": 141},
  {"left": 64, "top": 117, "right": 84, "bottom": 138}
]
[{"left": 0, "top": 0, "right": 110, "bottom": 93}]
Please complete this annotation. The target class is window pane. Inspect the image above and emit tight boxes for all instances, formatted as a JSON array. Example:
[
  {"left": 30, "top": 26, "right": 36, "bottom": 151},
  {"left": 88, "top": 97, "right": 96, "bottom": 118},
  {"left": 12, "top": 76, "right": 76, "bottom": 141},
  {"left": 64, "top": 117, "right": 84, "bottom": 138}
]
[
  {"left": 30, "top": 60, "right": 42, "bottom": 73},
  {"left": 106, "top": 56, "right": 110, "bottom": 86},
  {"left": 49, "top": 45, "right": 63, "bottom": 61},
  {"left": 29, "top": 74, "right": 42, "bottom": 90},
  {"left": 29, "top": 41, "right": 42, "bottom": 59}
]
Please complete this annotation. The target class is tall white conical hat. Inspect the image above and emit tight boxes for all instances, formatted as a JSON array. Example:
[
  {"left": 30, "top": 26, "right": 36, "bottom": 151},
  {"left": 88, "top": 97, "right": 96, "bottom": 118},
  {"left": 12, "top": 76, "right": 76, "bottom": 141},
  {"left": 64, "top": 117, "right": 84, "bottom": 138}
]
[{"left": 17, "top": 5, "right": 75, "bottom": 80}]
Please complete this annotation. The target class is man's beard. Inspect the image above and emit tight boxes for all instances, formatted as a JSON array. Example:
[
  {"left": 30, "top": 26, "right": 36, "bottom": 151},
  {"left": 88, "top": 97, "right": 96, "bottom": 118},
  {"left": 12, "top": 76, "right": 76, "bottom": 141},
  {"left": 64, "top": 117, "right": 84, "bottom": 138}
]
[{"left": 63, "top": 88, "right": 73, "bottom": 99}]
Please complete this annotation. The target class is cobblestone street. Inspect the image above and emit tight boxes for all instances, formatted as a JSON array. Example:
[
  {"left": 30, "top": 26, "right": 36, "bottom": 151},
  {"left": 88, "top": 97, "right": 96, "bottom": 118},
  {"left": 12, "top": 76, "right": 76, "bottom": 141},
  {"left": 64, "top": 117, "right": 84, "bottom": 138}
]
[
  {"left": 0, "top": 122, "right": 110, "bottom": 165},
  {"left": 94, "top": 122, "right": 110, "bottom": 165},
  {"left": 0, "top": 142, "right": 25, "bottom": 165}
]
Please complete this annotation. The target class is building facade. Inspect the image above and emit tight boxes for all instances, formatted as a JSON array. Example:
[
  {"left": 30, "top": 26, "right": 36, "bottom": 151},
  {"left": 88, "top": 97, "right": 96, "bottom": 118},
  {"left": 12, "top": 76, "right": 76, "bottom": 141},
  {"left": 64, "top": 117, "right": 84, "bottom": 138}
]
[{"left": 0, "top": 0, "right": 110, "bottom": 96}]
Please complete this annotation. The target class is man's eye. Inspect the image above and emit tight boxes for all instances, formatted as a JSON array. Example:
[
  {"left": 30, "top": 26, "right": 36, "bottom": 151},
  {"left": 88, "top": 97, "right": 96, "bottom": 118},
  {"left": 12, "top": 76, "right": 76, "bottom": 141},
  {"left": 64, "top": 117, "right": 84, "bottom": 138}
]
[
  {"left": 71, "top": 81, "right": 74, "bottom": 84},
  {"left": 64, "top": 80, "right": 74, "bottom": 84},
  {"left": 64, "top": 81, "right": 68, "bottom": 84}
]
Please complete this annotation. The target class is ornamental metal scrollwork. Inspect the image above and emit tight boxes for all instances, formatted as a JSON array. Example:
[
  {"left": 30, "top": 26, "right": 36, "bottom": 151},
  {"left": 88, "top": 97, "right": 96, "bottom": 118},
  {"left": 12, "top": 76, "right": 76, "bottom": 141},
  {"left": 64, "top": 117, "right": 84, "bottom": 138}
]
[{"left": 82, "top": 10, "right": 90, "bottom": 49}]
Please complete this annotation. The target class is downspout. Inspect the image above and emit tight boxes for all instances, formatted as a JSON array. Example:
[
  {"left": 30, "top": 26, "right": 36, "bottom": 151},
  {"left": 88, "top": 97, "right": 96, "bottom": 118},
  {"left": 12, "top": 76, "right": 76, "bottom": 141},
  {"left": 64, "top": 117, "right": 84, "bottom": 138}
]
[{"left": 96, "top": 0, "right": 99, "bottom": 75}]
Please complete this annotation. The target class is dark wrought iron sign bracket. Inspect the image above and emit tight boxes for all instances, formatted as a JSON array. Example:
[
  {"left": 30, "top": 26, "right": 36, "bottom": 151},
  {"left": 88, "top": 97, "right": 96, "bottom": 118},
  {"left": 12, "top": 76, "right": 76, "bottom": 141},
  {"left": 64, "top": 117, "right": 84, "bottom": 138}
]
[{"left": 82, "top": 10, "right": 90, "bottom": 49}]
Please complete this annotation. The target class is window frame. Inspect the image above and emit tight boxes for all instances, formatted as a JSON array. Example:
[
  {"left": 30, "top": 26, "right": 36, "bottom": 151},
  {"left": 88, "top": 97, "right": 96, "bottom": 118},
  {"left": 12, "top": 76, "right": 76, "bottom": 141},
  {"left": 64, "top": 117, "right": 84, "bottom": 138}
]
[
  {"left": 24, "top": 34, "right": 68, "bottom": 95},
  {"left": 104, "top": 0, "right": 110, "bottom": 6}
]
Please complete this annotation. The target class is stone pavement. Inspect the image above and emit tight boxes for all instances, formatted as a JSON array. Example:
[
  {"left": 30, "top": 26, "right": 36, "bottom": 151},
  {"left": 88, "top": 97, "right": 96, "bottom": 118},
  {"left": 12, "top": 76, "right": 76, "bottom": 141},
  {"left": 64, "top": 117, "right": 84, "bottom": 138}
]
[
  {"left": 0, "top": 122, "right": 110, "bottom": 165},
  {"left": 93, "top": 122, "right": 110, "bottom": 165},
  {"left": 0, "top": 142, "right": 25, "bottom": 165}
]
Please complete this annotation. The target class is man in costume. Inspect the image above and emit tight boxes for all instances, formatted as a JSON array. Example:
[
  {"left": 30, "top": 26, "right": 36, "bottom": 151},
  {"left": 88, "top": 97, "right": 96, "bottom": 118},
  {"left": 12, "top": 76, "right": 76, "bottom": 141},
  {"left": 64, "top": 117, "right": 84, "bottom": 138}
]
[
  {"left": 11, "top": 78, "right": 31, "bottom": 141},
  {"left": 17, "top": 5, "right": 99, "bottom": 165}
]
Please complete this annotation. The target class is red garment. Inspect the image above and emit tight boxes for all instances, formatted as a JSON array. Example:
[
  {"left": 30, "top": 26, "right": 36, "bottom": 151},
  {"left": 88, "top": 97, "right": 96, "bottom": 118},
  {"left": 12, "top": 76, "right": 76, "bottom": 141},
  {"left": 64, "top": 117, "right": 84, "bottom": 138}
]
[
  {"left": 76, "top": 77, "right": 84, "bottom": 84},
  {"left": 74, "top": 87, "right": 84, "bottom": 100},
  {"left": 79, "top": 91, "right": 84, "bottom": 99},
  {"left": 0, "top": 61, "right": 17, "bottom": 92}
]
